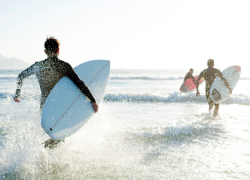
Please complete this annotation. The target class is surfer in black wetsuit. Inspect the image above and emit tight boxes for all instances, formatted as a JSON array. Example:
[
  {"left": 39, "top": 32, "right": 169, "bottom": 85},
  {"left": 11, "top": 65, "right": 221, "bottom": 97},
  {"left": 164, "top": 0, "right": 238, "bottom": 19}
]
[
  {"left": 184, "top": 68, "right": 196, "bottom": 83},
  {"left": 196, "top": 59, "right": 232, "bottom": 116},
  {"left": 13, "top": 37, "right": 98, "bottom": 148}
]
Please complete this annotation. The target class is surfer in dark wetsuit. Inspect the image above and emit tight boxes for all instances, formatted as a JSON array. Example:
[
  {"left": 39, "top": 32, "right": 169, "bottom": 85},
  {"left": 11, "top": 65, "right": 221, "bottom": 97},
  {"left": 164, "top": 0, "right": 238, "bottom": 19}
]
[
  {"left": 196, "top": 59, "right": 232, "bottom": 116},
  {"left": 13, "top": 37, "right": 98, "bottom": 148},
  {"left": 184, "top": 68, "right": 196, "bottom": 83}
]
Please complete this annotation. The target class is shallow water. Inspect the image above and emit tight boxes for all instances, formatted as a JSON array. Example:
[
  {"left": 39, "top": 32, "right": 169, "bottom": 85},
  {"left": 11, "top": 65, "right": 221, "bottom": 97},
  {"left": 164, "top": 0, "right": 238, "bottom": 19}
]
[{"left": 0, "top": 69, "right": 250, "bottom": 179}]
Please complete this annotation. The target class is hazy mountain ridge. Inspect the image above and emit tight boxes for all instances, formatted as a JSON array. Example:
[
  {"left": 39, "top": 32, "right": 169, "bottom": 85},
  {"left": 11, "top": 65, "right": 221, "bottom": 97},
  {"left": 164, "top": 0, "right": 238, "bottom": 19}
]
[{"left": 0, "top": 54, "right": 31, "bottom": 70}]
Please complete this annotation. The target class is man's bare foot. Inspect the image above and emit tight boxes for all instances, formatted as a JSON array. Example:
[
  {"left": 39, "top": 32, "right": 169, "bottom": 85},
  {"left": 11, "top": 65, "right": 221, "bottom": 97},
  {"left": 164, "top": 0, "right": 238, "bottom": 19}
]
[
  {"left": 43, "top": 139, "right": 65, "bottom": 149},
  {"left": 214, "top": 106, "right": 219, "bottom": 117}
]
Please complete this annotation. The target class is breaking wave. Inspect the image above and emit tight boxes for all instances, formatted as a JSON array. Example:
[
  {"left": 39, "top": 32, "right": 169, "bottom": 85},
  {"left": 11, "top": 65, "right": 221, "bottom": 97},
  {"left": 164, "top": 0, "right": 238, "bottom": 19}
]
[
  {"left": 0, "top": 75, "right": 17, "bottom": 79},
  {"left": 124, "top": 124, "right": 216, "bottom": 143},
  {"left": 0, "top": 93, "right": 40, "bottom": 100},
  {"left": 0, "top": 75, "right": 184, "bottom": 80},
  {"left": 239, "top": 77, "right": 250, "bottom": 80},
  {"left": 1, "top": 92, "right": 250, "bottom": 105},
  {"left": 103, "top": 92, "right": 250, "bottom": 105},
  {"left": 0, "top": 75, "right": 36, "bottom": 80},
  {"left": 110, "top": 76, "right": 250, "bottom": 80},
  {"left": 1, "top": 74, "right": 250, "bottom": 81},
  {"left": 110, "top": 76, "right": 184, "bottom": 80}
]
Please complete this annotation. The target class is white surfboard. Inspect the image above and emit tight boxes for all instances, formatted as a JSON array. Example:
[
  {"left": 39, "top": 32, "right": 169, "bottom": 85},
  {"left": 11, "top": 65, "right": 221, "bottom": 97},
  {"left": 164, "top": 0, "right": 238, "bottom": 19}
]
[
  {"left": 210, "top": 66, "right": 241, "bottom": 104},
  {"left": 41, "top": 60, "right": 110, "bottom": 140}
]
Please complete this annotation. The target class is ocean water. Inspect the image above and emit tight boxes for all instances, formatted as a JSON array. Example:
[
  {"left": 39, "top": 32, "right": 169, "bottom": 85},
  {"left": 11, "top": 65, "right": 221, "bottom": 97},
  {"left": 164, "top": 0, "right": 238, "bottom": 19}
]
[{"left": 0, "top": 69, "right": 250, "bottom": 179}]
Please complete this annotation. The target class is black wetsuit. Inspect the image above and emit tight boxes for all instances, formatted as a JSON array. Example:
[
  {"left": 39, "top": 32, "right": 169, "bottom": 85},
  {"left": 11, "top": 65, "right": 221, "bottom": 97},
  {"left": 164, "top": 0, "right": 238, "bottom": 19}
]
[
  {"left": 196, "top": 67, "right": 231, "bottom": 110},
  {"left": 184, "top": 72, "right": 196, "bottom": 83},
  {"left": 15, "top": 57, "right": 96, "bottom": 108}
]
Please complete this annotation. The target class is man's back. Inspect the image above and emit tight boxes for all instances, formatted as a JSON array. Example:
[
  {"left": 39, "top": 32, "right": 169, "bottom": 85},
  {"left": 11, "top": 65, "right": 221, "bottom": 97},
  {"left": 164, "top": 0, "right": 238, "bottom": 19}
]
[
  {"left": 184, "top": 72, "right": 191, "bottom": 82},
  {"left": 184, "top": 72, "right": 196, "bottom": 83},
  {"left": 35, "top": 58, "right": 72, "bottom": 105},
  {"left": 16, "top": 57, "right": 96, "bottom": 108},
  {"left": 200, "top": 67, "right": 222, "bottom": 91}
]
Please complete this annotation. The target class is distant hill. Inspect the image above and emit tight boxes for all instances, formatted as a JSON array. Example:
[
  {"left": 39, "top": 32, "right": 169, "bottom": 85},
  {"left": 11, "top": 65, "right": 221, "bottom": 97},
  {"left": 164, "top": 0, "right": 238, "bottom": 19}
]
[{"left": 0, "top": 54, "right": 31, "bottom": 70}]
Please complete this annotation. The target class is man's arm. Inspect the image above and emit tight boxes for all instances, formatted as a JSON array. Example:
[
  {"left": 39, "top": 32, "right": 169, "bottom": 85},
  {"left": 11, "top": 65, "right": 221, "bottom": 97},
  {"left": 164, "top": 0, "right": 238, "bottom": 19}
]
[
  {"left": 196, "top": 72, "right": 203, "bottom": 97},
  {"left": 65, "top": 64, "right": 98, "bottom": 113},
  {"left": 14, "top": 64, "right": 36, "bottom": 102},
  {"left": 183, "top": 73, "right": 188, "bottom": 82},
  {"left": 218, "top": 72, "right": 232, "bottom": 94}
]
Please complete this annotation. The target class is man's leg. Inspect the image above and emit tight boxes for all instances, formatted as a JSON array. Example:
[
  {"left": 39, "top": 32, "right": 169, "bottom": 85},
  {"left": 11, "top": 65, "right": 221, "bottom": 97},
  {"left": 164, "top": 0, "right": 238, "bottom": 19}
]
[
  {"left": 206, "top": 91, "right": 213, "bottom": 111},
  {"left": 40, "top": 99, "right": 65, "bottom": 149},
  {"left": 206, "top": 90, "right": 219, "bottom": 116},
  {"left": 214, "top": 104, "right": 219, "bottom": 117}
]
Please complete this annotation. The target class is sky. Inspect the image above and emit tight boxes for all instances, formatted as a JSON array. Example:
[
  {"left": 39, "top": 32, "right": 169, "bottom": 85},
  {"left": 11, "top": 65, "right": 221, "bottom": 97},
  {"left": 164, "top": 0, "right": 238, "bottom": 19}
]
[{"left": 1, "top": 0, "right": 250, "bottom": 73}]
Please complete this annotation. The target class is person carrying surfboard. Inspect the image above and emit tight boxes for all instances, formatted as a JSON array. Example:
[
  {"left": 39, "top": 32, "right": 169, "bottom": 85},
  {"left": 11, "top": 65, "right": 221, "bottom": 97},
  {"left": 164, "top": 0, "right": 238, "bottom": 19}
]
[
  {"left": 196, "top": 59, "right": 232, "bottom": 116},
  {"left": 13, "top": 37, "right": 98, "bottom": 148},
  {"left": 184, "top": 68, "right": 196, "bottom": 84}
]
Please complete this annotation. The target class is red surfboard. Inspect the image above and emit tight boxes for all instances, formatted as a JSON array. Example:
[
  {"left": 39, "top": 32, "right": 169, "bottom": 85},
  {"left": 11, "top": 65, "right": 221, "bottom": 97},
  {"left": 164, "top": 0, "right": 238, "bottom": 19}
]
[{"left": 180, "top": 75, "right": 204, "bottom": 92}]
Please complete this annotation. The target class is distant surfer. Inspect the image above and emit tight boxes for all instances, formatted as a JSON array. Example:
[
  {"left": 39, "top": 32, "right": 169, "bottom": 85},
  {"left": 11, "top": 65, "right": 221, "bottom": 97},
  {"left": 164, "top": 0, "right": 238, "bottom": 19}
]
[
  {"left": 196, "top": 59, "right": 232, "bottom": 116},
  {"left": 13, "top": 37, "right": 98, "bottom": 148},
  {"left": 184, "top": 68, "right": 196, "bottom": 84}
]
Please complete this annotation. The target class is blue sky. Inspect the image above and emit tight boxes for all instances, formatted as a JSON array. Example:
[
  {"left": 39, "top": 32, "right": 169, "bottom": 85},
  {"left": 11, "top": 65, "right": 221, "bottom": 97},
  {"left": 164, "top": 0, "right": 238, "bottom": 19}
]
[{"left": 1, "top": 0, "right": 250, "bottom": 73}]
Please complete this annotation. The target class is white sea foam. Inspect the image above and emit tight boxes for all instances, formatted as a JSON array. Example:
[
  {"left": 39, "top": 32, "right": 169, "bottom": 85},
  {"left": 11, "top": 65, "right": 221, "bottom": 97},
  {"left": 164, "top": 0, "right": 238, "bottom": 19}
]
[
  {"left": 103, "top": 92, "right": 250, "bottom": 105},
  {"left": 1, "top": 91, "right": 249, "bottom": 105},
  {"left": 1, "top": 74, "right": 250, "bottom": 81},
  {"left": 110, "top": 76, "right": 250, "bottom": 81},
  {"left": 0, "top": 75, "right": 37, "bottom": 80},
  {"left": 125, "top": 123, "right": 215, "bottom": 141},
  {"left": 0, "top": 75, "right": 17, "bottom": 79},
  {"left": 239, "top": 77, "right": 250, "bottom": 80},
  {"left": 110, "top": 76, "right": 184, "bottom": 80}
]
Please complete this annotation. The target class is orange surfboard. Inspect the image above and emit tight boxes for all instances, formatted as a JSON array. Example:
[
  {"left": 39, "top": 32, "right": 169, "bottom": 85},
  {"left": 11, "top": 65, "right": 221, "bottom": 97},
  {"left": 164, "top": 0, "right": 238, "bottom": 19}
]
[{"left": 180, "top": 75, "right": 204, "bottom": 92}]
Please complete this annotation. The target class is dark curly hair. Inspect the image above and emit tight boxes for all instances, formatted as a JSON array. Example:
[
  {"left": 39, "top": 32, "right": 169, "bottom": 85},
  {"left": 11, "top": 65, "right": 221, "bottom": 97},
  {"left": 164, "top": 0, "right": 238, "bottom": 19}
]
[{"left": 44, "top": 37, "right": 60, "bottom": 56}]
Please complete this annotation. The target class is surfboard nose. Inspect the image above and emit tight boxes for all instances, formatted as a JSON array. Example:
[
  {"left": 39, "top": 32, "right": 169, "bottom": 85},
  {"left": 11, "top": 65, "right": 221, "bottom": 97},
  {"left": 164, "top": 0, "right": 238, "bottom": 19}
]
[{"left": 235, "top": 66, "right": 241, "bottom": 73}]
